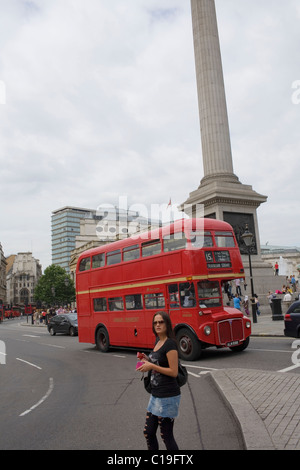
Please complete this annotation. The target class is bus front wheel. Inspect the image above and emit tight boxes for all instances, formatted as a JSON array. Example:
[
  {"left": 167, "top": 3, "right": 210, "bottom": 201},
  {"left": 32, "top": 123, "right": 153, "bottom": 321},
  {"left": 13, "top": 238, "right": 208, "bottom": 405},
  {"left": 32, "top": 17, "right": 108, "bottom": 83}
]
[
  {"left": 176, "top": 328, "right": 201, "bottom": 361},
  {"left": 96, "top": 327, "right": 110, "bottom": 352},
  {"left": 229, "top": 336, "right": 250, "bottom": 352}
]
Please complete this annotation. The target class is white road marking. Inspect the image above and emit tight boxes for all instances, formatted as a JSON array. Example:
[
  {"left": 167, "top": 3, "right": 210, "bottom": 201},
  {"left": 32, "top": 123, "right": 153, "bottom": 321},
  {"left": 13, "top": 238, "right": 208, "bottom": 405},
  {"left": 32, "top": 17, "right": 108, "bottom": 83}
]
[
  {"left": 182, "top": 364, "right": 219, "bottom": 370},
  {"left": 277, "top": 363, "right": 300, "bottom": 373},
  {"left": 19, "top": 378, "right": 54, "bottom": 417},
  {"left": 16, "top": 358, "right": 42, "bottom": 370},
  {"left": 187, "top": 371, "right": 200, "bottom": 377}
]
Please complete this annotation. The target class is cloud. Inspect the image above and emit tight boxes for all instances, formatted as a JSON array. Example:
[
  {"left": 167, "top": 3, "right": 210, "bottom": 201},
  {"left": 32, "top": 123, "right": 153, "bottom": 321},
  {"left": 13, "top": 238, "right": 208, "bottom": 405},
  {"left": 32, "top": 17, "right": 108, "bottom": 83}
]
[{"left": 0, "top": 0, "right": 299, "bottom": 268}]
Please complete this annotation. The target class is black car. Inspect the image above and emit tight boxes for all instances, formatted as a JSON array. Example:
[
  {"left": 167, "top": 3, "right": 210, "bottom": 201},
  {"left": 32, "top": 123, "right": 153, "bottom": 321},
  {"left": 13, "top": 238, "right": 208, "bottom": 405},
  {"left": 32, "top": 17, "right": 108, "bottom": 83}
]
[
  {"left": 284, "top": 301, "right": 300, "bottom": 338},
  {"left": 48, "top": 313, "right": 78, "bottom": 336}
]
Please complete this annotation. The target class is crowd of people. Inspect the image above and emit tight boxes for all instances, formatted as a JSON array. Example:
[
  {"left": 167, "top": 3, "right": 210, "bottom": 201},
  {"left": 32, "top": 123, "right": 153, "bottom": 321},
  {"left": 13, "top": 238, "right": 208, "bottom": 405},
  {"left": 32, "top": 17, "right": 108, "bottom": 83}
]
[
  {"left": 32, "top": 306, "right": 76, "bottom": 325},
  {"left": 224, "top": 278, "right": 260, "bottom": 317},
  {"left": 223, "top": 273, "right": 299, "bottom": 317}
]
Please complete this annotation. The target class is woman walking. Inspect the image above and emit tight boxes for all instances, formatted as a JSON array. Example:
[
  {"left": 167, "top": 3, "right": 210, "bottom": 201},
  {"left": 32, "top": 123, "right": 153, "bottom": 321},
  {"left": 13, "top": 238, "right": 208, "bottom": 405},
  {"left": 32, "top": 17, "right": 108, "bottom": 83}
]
[{"left": 137, "top": 311, "right": 181, "bottom": 450}]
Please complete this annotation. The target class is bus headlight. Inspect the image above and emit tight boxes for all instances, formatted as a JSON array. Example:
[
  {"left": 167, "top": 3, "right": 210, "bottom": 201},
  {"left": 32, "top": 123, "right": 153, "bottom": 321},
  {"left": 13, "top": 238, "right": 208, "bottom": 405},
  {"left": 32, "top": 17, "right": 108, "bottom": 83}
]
[
  {"left": 245, "top": 321, "right": 251, "bottom": 329},
  {"left": 204, "top": 325, "right": 211, "bottom": 336}
]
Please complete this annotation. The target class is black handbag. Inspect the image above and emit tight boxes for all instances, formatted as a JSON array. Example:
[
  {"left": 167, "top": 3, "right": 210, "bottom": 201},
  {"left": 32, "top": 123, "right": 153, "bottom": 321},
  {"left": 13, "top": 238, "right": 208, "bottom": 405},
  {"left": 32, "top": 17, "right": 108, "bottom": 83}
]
[
  {"left": 177, "top": 362, "right": 188, "bottom": 387},
  {"left": 143, "top": 362, "right": 188, "bottom": 393},
  {"left": 143, "top": 372, "right": 152, "bottom": 393}
]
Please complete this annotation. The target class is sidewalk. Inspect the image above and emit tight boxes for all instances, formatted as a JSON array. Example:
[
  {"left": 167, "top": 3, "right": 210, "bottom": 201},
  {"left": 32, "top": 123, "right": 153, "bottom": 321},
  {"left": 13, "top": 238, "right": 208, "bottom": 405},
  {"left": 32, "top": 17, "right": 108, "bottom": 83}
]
[{"left": 211, "top": 314, "right": 300, "bottom": 450}]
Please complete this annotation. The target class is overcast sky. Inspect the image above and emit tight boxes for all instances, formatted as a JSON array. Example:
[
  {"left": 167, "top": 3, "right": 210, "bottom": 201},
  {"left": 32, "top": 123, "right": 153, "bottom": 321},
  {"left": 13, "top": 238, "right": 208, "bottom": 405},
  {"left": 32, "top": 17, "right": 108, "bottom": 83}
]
[{"left": 0, "top": 0, "right": 300, "bottom": 271}]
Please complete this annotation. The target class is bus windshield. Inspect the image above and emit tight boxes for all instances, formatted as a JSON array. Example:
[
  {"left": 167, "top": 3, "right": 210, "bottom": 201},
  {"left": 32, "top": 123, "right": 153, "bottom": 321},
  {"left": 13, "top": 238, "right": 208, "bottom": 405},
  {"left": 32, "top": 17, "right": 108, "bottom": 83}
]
[{"left": 197, "top": 280, "right": 222, "bottom": 308}]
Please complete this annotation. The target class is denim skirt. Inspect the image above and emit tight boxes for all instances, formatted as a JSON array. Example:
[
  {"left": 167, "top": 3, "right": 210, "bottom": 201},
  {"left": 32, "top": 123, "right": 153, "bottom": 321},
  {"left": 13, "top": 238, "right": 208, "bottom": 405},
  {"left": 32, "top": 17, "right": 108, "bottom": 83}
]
[{"left": 147, "top": 394, "right": 181, "bottom": 418}]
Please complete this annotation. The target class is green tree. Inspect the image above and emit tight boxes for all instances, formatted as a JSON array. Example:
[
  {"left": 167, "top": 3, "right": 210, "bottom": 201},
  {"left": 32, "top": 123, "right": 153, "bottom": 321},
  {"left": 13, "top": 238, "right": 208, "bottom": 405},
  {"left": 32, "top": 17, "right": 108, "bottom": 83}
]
[{"left": 34, "top": 264, "right": 75, "bottom": 307}]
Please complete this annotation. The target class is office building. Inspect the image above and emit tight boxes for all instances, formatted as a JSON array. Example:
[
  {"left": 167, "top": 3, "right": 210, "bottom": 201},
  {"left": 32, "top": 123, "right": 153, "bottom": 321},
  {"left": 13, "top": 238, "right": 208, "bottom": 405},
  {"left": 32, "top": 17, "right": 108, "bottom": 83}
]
[{"left": 51, "top": 206, "right": 94, "bottom": 272}]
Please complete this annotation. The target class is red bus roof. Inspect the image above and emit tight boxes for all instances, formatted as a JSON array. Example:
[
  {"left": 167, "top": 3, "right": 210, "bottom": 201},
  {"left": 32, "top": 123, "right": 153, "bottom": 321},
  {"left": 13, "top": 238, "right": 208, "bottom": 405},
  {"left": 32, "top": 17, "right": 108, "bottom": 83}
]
[{"left": 77, "top": 218, "right": 234, "bottom": 262}]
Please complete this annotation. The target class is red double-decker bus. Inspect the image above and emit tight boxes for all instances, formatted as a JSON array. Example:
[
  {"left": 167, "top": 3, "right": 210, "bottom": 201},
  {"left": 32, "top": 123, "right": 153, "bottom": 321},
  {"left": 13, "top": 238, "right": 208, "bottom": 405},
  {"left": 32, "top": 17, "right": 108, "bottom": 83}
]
[{"left": 76, "top": 218, "right": 251, "bottom": 360}]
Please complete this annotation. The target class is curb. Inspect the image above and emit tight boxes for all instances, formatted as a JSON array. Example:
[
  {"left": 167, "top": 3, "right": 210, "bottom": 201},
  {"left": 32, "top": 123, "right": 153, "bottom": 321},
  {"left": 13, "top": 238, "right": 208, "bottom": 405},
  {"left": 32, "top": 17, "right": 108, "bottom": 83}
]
[{"left": 210, "top": 369, "right": 275, "bottom": 450}]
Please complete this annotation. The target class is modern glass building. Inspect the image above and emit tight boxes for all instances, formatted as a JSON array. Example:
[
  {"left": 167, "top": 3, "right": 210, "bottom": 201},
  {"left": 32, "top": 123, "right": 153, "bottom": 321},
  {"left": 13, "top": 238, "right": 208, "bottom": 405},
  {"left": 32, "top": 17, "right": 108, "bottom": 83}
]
[{"left": 51, "top": 206, "right": 94, "bottom": 272}]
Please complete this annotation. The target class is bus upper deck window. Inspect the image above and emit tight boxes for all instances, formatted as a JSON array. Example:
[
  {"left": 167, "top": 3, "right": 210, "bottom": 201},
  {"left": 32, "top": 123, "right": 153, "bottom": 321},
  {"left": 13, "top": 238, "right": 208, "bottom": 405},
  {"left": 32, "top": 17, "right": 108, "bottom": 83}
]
[
  {"left": 214, "top": 231, "right": 235, "bottom": 248},
  {"left": 123, "top": 244, "right": 140, "bottom": 261},
  {"left": 142, "top": 239, "right": 161, "bottom": 257},
  {"left": 92, "top": 253, "right": 105, "bottom": 269},
  {"left": 163, "top": 232, "right": 187, "bottom": 252},
  {"left": 106, "top": 249, "right": 122, "bottom": 265},
  {"left": 79, "top": 257, "right": 91, "bottom": 271},
  {"left": 190, "top": 231, "right": 213, "bottom": 248}
]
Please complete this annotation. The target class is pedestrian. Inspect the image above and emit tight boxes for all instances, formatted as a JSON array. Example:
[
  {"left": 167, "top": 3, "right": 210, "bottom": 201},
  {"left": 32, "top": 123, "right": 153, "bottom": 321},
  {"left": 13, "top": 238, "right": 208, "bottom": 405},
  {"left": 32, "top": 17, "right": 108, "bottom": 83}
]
[
  {"left": 234, "top": 278, "right": 242, "bottom": 296},
  {"left": 137, "top": 311, "right": 181, "bottom": 450},
  {"left": 242, "top": 295, "right": 250, "bottom": 316},
  {"left": 224, "top": 281, "right": 233, "bottom": 302},
  {"left": 274, "top": 262, "right": 279, "bottom": 275},
  {"left": 283, "top": 290, "right": 292, "bottom": 308},
  {"left": 267, "top": 291, "right": 275, "bottom": 314},
  {"left": 233, "top": 294, "right": 242, "bottom": 310},
  {"left": 254, "top": 294, "right": 261, "bottom": 316},
  {"left": 291, "top": 275, "right": 296, "bottom": 292}
]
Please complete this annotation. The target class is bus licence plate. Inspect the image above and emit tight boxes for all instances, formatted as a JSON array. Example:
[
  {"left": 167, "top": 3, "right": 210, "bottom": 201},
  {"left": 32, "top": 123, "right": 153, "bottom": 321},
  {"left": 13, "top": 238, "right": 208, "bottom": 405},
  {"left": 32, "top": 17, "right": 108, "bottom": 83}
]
[{"left": 227, "top": 340, "right": 239, "bottom": 346}]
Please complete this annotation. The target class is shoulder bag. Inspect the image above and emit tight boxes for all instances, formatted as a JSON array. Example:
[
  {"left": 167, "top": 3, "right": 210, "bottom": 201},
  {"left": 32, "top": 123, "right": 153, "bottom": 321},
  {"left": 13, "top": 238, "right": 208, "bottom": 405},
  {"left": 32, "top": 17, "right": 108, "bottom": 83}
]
[{"left": 143, "top": 362, "right": 188, "bottom": 393}]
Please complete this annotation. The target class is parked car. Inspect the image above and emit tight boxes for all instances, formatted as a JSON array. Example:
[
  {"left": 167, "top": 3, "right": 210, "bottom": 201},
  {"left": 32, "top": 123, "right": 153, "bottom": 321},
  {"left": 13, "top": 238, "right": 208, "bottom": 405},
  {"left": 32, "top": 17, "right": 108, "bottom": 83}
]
[
  {"left": 48, "top": 313, "right": 78, "bottom": 336},
  {"left": 284, "top": 301, "right": 300, "bottom": 338}
]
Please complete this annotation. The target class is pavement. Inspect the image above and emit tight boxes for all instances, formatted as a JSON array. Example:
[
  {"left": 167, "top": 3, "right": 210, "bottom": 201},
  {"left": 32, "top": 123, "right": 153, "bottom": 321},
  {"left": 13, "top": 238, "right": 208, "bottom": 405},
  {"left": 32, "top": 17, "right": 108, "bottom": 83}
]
[
  {"left": 211, "top": 313, "right": 300, "bottom": 450},
  {"left": 18, "top": 313, "right": 300, "bottom": 450}
]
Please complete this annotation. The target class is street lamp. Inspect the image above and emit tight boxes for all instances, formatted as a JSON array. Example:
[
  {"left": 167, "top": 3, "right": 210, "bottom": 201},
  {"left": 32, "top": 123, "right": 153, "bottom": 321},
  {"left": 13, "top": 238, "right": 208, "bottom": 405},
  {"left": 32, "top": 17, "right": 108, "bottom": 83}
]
[{"left": 241, "top": 224, "right": 257, "bottom": 324}]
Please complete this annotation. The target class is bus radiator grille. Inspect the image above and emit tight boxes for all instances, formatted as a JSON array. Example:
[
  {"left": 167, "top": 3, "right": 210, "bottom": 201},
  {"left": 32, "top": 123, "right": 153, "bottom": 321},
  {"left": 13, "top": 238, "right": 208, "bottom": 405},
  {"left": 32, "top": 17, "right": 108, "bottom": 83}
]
[{"left": 217, "top": 319, "right": 244, "bottom": 345}]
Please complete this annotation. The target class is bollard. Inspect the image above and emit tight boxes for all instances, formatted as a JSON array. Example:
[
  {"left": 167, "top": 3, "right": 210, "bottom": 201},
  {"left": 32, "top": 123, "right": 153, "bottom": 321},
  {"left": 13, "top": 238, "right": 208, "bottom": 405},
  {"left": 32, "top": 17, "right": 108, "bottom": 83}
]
[{"left": 272, "top": 297, "right": 284, "bottom": 321}]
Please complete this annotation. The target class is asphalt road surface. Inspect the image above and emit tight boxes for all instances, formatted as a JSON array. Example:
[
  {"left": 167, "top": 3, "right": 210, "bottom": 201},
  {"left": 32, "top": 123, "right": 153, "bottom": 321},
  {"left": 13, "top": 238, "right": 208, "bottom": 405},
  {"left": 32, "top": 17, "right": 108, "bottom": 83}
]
[{"left": 0, "top": 319, "right": 297, "bottom": 451}]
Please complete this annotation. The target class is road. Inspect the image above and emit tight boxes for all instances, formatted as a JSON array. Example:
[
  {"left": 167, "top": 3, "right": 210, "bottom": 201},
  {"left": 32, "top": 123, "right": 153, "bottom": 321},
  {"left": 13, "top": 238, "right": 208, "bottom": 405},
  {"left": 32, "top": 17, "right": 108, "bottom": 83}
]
[{"left": 0, "top": 319, "right": 298, "bottom": 451}]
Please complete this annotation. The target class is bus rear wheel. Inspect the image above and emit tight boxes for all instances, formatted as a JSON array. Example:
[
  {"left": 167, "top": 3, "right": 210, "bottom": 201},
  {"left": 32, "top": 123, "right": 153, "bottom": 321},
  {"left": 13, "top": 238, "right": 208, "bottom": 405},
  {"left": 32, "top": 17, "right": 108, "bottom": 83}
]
[
  {"left": 176, "top": 328, "right": 201, "bottom": 361},
  {"left": 96, "top": 327, "right": 110, "bottom": 352}
]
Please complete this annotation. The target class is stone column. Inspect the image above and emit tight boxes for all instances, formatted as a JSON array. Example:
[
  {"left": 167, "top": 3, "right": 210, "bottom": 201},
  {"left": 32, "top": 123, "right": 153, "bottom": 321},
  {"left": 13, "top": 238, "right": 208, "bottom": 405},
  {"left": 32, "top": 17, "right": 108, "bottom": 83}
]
[
  {"left": 191, "top": 0, "right": 238, "bottom": 183},
  {"left": 180, "top": 1, "right": 276, "bottom": 297}
]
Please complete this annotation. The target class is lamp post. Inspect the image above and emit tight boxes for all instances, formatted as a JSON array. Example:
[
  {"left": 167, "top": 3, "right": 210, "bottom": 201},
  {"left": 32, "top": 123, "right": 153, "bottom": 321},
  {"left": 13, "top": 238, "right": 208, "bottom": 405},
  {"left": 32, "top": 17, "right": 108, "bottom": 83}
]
[{"left": 241, "top": 224, "right": 257, "bottom": 324}]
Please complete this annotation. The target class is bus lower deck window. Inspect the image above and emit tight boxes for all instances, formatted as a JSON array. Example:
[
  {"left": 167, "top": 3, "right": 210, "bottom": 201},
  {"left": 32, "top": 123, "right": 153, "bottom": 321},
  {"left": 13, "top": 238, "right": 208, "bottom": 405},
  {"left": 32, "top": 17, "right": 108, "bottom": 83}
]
[
  {"left": 144, "top": 293, "right": 165, "bottom": 309},
  {"left": 94, "top": 298, "right": 107, "bottom": 312},
  {"left": 108, "top": 297, "right": 124, "bottom": 311}
]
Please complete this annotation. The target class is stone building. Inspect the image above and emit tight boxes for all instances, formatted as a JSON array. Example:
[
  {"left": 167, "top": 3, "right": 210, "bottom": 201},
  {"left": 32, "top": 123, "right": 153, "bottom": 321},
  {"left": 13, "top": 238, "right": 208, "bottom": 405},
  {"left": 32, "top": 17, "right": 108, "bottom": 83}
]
[
  {"left": 261, "top": 245, "right": 300, "bottom": 281},
  {"left": 0, "top": 243, "right": 7, "bottom": 305},
  {"left": 6, "top": 252, "right": 42, "bottom": 307}
]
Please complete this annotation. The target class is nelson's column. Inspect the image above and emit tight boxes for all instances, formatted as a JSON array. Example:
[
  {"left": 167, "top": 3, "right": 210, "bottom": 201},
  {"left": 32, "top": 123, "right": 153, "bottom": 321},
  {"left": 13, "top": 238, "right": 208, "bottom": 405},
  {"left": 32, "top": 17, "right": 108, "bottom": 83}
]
[{"left": 180, "top": 0, "right": 275, "bottom": 293}]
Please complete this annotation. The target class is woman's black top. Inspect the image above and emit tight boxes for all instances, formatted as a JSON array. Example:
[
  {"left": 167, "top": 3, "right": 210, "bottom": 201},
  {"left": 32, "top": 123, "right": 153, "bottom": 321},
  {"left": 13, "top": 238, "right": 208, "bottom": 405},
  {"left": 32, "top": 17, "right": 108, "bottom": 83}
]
[{"left": 148, "top": 338, "right": 180, "bottom": 398}]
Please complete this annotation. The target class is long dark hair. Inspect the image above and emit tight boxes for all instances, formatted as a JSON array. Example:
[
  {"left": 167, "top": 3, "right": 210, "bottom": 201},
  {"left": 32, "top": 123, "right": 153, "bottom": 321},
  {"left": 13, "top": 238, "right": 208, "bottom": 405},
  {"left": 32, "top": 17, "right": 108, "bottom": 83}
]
[{"left": 152, "top": 311, "right": 175, "bottom": 339}]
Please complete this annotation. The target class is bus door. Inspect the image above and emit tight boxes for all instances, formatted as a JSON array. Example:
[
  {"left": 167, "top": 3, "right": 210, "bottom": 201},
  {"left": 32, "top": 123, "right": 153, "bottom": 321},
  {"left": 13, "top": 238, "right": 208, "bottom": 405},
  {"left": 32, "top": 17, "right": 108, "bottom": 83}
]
[
  {"left": 167, "top": 281, "right": 197, "bottom": 327},
  {"left": 123, "top": 293, "right": 147, "bottom": 348},
  {"left": 144, "top": 290, "right": 166, "bottom": 347},
  {"left": 107, "top": 295, "right": 128, "bottom": 347}
]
